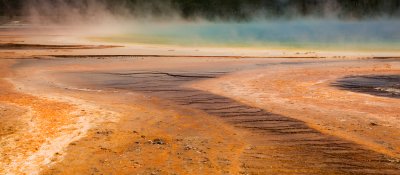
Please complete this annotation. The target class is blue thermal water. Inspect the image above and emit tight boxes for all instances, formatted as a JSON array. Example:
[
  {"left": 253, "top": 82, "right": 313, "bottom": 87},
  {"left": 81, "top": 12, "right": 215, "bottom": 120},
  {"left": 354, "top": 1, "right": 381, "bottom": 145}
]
[{"left": 105, "top": 20, "right": 400, "bottom": 51}]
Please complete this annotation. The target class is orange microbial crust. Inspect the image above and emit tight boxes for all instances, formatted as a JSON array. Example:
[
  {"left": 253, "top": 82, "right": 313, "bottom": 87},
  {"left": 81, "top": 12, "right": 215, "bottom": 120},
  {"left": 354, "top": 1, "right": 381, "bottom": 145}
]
[{"left": 0, "top": 61, "right": 76, "bottom": 174}]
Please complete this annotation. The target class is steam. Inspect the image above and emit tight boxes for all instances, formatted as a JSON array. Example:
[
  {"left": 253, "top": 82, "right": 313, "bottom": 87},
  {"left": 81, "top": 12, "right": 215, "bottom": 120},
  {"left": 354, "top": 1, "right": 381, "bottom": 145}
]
[
  {"left": 18, "top": 0, "right": 400, "bottom": 24},
  {"left": 18, "top": 0, "right": 184, "bottom": 36},
  {"left": 4, "top": 0, "right": 400, "bottom": 51},
  {"left": 24, "top": 0, "right": 128, "bottom": 25}
]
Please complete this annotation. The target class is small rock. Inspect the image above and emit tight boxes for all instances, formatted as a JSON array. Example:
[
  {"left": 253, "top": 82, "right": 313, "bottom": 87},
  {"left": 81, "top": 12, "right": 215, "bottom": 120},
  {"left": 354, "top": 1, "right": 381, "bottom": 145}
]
[
  {"left": 184, "top": 146, "right": 192, "bottom": 150},
  {"left": 388, "top": 158, "right": 400, "bottom": 163},
  {"left": 153, "top": 138, "right": 165, "bottom": 145},
  {"left": 96, "top": 130, "right": 113, "bottom": 135},
  {"left": 369, "top": 122, "right": 378, "bottom": 126}
]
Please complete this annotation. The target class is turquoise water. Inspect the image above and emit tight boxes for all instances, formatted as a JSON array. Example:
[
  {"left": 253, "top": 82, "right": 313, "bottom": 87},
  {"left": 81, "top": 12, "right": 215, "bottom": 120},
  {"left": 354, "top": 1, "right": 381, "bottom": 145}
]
[{"left": 100, "top": 20, "right": 400, "bottom": 51}]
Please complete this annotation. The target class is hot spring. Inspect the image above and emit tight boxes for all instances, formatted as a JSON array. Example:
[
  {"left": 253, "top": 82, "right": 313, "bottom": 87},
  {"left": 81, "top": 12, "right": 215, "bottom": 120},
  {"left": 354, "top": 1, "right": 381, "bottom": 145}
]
[{"left": 94, "top": 20, "right": 400, "bottom": 51}]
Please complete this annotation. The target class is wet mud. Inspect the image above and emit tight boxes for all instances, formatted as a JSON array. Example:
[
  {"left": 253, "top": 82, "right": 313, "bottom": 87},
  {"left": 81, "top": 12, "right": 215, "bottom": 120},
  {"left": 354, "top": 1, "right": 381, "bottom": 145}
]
[
  {"left": 0, "top": 43, "right": 121, "bottom": 50},
  {"left": 334, "top": 75, "right": 400, "bottom": 98}
]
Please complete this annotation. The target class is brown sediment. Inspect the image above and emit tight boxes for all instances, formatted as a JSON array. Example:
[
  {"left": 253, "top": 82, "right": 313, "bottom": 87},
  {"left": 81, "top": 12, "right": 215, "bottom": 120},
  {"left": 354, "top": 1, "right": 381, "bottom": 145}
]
[
  {"left": 45, "top": 55, "right": 400, "bottom": 61},
  {"left": 49, "top": 54, "right": 327, "bottom": 59},
  {"left": 372, "top": 57, "right": 400, "bottom": 60},
  {"left": 0, "top": 43, "right": 121, "bottom": 50}
]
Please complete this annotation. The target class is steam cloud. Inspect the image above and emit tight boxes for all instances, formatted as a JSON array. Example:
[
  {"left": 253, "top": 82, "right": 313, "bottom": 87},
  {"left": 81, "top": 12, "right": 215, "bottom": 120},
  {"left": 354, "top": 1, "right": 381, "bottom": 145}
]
[
  {"left": 1, "top": 0, "right": 399, "bottom": 51},
  {"left": 1, "top": 0, "right": 400, "bottom": 24}
]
